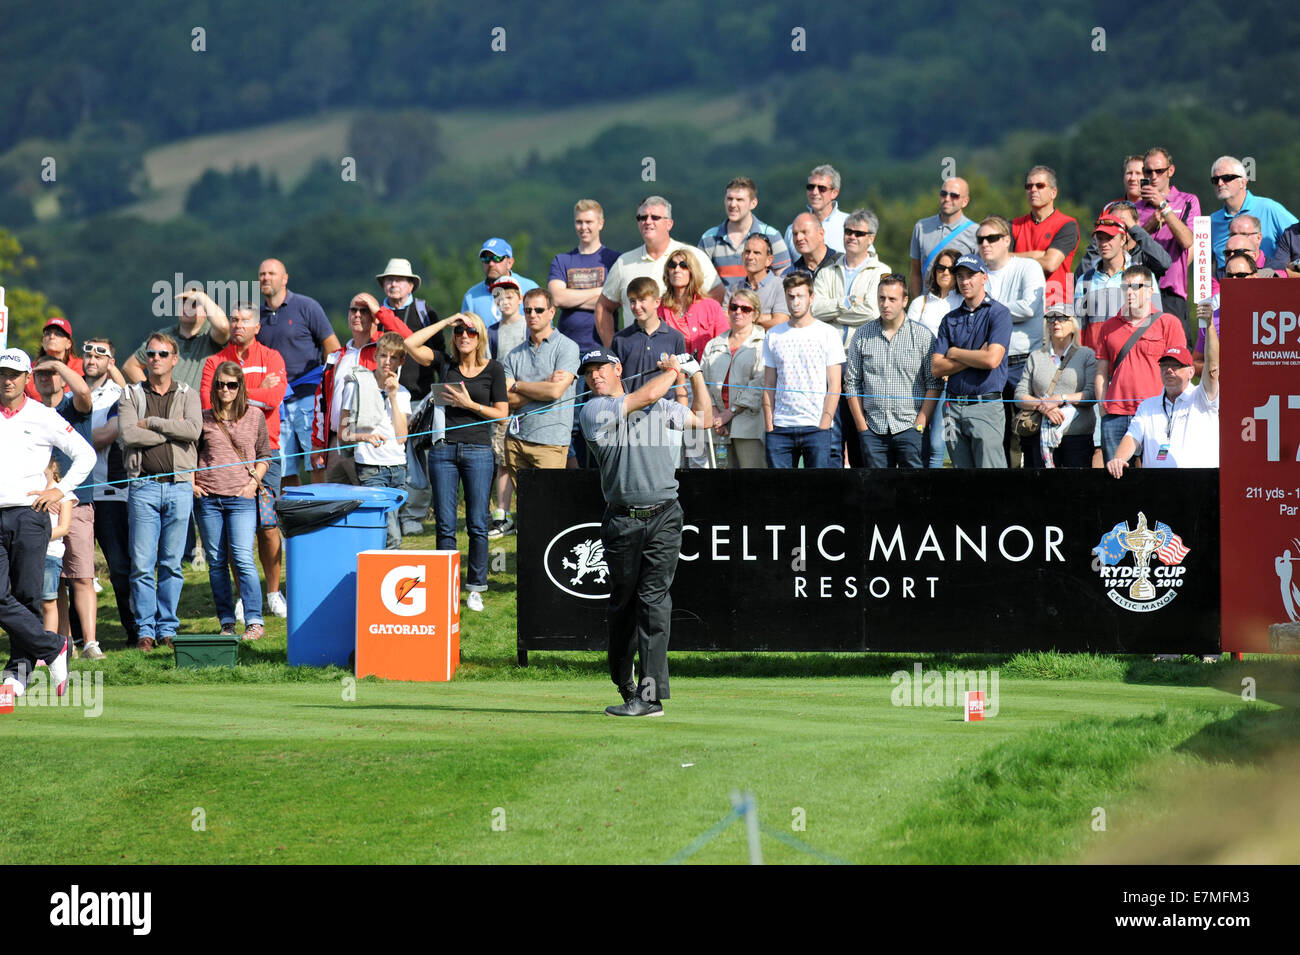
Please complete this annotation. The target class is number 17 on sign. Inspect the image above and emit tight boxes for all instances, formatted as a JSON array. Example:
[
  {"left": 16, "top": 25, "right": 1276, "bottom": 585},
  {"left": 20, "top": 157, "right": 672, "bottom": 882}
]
[{"left": 1252, "top": 395, "right": 1300, "bottom": 461}]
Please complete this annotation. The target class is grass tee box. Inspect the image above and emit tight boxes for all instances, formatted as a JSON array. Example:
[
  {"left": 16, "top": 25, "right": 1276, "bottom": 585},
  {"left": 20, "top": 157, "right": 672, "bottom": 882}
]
[
  {"left": 355, "top": 550, "right": 461, "bottom": 682},
  {"left": 172, "top": 634, "right": 240, "bottom": 668}
]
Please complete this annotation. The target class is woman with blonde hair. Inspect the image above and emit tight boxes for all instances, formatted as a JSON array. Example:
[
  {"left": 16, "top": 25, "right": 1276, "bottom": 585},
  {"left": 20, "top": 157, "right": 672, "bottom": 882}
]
[
  {"left": 659, "top": 250, "right": 728, "bottom": 359},
  {"left": 702, "top": 288, "right": 767, "bottom": 468},
  {"left": 405, "top": 311, "right": 508, "bottom": 613},
  {"left": 1013, "top": 307, "right": 1097, "bottom": 469}
]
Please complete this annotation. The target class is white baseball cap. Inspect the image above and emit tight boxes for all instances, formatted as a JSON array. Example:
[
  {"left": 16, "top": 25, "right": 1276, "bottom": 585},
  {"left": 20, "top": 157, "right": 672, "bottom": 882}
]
[{"left": 0, "top": 349, "right": 32, "bottom": 374}]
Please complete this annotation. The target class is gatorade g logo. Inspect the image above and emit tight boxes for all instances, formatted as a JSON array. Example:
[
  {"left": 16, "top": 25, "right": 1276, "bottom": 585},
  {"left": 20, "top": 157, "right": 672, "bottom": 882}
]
[{"left": 381, "top": 564, "right": 426, "bottom": 617}]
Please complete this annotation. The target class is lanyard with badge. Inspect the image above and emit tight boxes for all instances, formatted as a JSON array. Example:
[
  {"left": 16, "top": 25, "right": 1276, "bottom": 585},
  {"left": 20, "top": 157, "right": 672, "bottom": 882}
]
[{"left": 1158, "top": 394, "right": 1175, "bottom": 462}]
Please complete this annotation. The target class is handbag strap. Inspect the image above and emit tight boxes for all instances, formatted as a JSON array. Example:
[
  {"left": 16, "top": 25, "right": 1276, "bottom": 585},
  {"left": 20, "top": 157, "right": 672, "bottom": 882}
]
[
  {"left": 1041, "top": 344, "right": 1073, "bottom": 399},
  {"left": 213, "top": 414, "right": 265, "bottom": 491}
]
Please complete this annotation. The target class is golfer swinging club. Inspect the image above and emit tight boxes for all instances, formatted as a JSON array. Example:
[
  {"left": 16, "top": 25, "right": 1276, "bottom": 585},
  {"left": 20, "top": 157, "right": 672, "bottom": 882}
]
[{"left": 578, "top": 348, "right": 712, "bottom": 717}]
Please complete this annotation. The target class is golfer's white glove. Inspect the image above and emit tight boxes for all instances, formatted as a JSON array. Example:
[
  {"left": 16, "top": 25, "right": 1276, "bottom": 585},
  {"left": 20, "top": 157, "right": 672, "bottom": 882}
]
[{"left": 674, "top": 354, "right": 702, "bottom": 377}]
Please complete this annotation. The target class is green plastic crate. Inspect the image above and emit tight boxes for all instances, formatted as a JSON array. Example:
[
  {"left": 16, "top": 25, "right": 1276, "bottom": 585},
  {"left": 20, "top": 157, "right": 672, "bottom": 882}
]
[{"left": 172, "top": 634, "right": 240, "bottom": 668}]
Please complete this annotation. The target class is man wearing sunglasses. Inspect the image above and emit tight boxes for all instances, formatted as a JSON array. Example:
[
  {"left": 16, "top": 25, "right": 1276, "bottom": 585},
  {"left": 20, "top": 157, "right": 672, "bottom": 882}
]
[
  {"left": 460, "top": 238, "right": 538, "bottom": 328},
  {"left": 783, "top": 164, "right": 849, "bottom": 258},
  {"left": 596, "top": 196, "right": 722, "bottom": 347},
  {"left": 1075, "top": 214, "right": 1166, "bottom": 353},
  {"left": 1209, "top": 155, "right": 1296, "bottom": 269},
  {"left": 908, "top": 178, "right": 976, "bottom": 299},
  {"left": 811, "top": 209, "right": 891, "bottom": 468},
  {"left": 118, "top": 333, "right": 202, "bottom": 651},
  {"left": 79, "top": 339, "right": 138, "bottom": 648},
  {"left": 1093, "top": 266, "right": 1188, "bottom": 464},
  {"left": 1128, "top": 147, "right": 1199, "bottom": 324},
  {"left": 1011, "top": 165, "right": 1080, "bottom": 307}
]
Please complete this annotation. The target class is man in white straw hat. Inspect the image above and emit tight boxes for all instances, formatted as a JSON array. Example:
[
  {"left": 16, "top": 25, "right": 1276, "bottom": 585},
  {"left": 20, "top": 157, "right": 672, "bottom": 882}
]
[{"left": 376, "top": 257, "right": 445, "bottom": 535}]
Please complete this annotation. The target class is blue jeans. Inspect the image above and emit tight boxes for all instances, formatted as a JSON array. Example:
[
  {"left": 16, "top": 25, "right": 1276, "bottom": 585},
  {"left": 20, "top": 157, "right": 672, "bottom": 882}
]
[
  {"left": 128, "top": 479, "right": 194, "bottom": 638},
  {"left": 357, "top": 463, "right": 408, "bottom": 549},
  {"left": 429, "top": 442, "right": 493, "bottom": 591},
  {"left": 764, "top": 425, "right": 830, "bottom": 469},
  {"left": 279, "top": 393, "right": 317, "bottom": 476},
  {"left": 859, "top": 427, "right": 924, "bottom": 468},
  {"left": 1100, "top": 413, "right": 1135, "bottom": 463},
  {"left": 923, "top": 384, "right": 947, "bottom": 468},
  {"left": 194, "top": 494, "right": 262, "bottom": 626}
]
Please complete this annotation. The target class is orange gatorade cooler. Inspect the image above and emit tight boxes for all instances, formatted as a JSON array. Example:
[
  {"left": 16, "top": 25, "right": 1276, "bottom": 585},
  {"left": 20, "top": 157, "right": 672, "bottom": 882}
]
[{"left": 355, "top": 550, "right": 461, "bottom": 681}]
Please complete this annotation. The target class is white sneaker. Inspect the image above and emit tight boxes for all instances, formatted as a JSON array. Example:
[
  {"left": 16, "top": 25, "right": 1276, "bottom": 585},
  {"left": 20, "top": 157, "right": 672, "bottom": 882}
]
[
  {"left": 50, "top": 638, "right": 69, "bottom": 697},
  {"left": 466, "top": 591, "right": 484, "bottom": 613},
  {"left": 235, "top": 599, "right": 245, "bottom": 623},
  {"left": 2, "top": 673, "right": 25, "bottom": 698},
  {"left": 93, "top": 576, "right": 103, "bottom": 594},
  {"left": 83, "top": 641, "right": 106, "bottom": 661},
  {"left": 267, "top": 591, "right": 288, "bottom": 618}
]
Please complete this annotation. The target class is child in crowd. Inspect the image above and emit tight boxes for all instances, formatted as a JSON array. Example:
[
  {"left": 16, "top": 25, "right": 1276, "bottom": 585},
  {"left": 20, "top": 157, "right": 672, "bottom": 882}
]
[
  {"left": 340, "top": 332, "right": 410, "bottom": 549},
  {"left": 42, "top": 459, "right": 74, "bottom": 656},
  {"left": 487, "top": 279, "right": 525, "bottom": 537}
]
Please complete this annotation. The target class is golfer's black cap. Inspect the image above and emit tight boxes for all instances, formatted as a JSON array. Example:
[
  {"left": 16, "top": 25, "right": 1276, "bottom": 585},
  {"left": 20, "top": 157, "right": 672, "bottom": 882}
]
[{"left": 579, "top": 347, "right": 620, "bottom": 372}]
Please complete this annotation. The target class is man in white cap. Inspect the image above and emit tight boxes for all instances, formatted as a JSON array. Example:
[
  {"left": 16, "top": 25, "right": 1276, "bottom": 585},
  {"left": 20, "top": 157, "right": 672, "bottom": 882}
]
[
  {"left": 460, "top": 238, "right": 538, "bottom": 328},
  {"left": 0, "top": 348, "right": 95, "bottom": 698},
  {"left": 376, "top": 257, "right": 445, "bottom": 535}
]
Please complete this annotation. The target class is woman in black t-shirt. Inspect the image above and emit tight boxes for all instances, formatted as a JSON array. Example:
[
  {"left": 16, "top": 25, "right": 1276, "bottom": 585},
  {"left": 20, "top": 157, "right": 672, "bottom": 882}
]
[{"left": 405, "top": 312, "right": 508, "bottom": 613}]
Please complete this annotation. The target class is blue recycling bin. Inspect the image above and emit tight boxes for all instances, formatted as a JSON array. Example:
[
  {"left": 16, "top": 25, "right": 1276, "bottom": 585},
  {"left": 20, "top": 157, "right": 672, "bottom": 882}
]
[{"left": 278, "top": 483, "right": 407, "bottom": 667}]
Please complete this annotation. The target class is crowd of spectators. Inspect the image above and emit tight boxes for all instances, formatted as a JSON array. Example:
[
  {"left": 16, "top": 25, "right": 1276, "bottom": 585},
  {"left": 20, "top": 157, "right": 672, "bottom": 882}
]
[{"left": 5, "top": 149, "right": 1259, "bottom": 655}]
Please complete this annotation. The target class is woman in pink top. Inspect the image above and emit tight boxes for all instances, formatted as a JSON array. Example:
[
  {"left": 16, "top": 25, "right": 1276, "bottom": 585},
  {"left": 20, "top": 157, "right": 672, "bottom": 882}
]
[
  {"left": 195, "top": 361, "right": 271, "bottom": 640},
  {"left": 659, "top": 251, "right": 728, "bottom": 359}
]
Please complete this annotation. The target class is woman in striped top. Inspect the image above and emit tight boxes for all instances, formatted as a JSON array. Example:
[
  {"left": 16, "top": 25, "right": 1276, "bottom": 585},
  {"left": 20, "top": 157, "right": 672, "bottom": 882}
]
[{"left": 195, "top": 361, "right": 271, "bottom": 640}]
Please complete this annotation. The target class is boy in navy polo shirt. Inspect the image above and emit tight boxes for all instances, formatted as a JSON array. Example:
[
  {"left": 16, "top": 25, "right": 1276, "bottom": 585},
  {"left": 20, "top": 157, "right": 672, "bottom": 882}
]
[{"left": 932, "top": 255, "right": 1012, "bottom": 468}]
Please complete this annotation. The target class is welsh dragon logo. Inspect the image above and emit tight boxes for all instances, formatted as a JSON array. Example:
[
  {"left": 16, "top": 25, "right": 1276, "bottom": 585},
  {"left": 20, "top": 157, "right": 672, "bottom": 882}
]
[{"left": 563, "top": 539, "right": 608, "bottom": 586}]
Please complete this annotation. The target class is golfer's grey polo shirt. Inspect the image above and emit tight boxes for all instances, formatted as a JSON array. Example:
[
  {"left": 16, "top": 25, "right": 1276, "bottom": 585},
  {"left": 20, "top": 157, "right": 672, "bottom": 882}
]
[
  {"left": 582, "top": 395, "right": 689, "bottom": 508},
  {"left": 502, "top": 330, "right": 580, "bottom": 445}
]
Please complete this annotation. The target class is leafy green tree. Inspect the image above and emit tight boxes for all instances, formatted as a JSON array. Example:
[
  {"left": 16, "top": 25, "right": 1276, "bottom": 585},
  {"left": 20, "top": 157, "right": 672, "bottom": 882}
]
[{"left": 0, "top": 229, "right": 61, "bottom": 354}]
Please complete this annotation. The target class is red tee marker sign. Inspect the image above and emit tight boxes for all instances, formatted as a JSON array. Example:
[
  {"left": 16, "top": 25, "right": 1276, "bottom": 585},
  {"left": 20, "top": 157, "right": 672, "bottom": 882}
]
[
  {"left": 0, "top": 683, "right": 14, "bottom": 714},
  {"left": 965, "top": 690, "right": 985, "bottom": 722}
]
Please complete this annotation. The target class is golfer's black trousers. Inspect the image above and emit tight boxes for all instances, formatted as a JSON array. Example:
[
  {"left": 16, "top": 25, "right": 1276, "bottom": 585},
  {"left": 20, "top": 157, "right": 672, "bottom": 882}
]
[
  {"left": 0, "top": 505, "right": 61, "bottom": 677},
  {"left": 602, "top": 501, "right": 681, "bottom": 701}
]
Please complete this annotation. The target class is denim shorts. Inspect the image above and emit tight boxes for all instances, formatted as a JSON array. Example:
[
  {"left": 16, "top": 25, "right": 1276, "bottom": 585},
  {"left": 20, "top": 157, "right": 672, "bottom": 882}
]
[{"left": 43, "top": 553, "right": 63, "bottom": 601}]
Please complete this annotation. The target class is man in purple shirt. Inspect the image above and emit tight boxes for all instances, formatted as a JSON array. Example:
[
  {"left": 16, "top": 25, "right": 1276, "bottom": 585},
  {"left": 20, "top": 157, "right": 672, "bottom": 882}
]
[
  {"left": 1132, "top": 146, "right": 1199, "bottom": 325},
  {"left": 256, "top": 258, "right": 340, "bottom": 486}
]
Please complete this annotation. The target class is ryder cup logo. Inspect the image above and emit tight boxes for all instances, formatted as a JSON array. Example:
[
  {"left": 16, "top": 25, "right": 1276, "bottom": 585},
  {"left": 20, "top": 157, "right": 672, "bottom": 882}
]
[
  {"left": 1093, "top": 512, "right": 1189, "bottom": 612},
  {"left": 544, "top": 523, "right": 610, "bottom": 599}
]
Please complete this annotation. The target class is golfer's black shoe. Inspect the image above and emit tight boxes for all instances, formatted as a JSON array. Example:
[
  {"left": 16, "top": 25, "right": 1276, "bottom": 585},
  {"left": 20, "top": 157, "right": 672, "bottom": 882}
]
[
  {"left": 605, "top": 697, "right": 664, "bottom": 717},
  {"left": 619, "top": 685, "right": 637, "bottom": 703}
]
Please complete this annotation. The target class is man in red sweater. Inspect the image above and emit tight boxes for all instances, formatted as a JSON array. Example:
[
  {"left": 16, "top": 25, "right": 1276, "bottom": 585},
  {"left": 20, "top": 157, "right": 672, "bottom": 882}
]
[
  {"left": 200, "top": 306, "right": 289, "bottom": 615},
  {"left": 311, "top": 293, "right": 413, "bottom": 484},
  {"left": 1012, "top": 165, "right": 1080, "bottom": 308}
]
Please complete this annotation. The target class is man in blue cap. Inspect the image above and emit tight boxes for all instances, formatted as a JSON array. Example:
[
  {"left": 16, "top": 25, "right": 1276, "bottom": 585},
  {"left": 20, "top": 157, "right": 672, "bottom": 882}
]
[
  {"left": 931, "top": 254, "right": 1012, "bottom": 468},
  {"left": 579, "top": 346, "right": 711, "bottom": 717},
  {"left": 460, "top": 238, "right": 539, "bottom": 327}
]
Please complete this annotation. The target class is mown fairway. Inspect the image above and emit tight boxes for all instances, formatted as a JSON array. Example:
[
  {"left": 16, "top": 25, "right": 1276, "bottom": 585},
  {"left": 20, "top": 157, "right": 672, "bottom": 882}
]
[{"left": 4, "top": 530, "right": 1299, "bottom": 864}]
